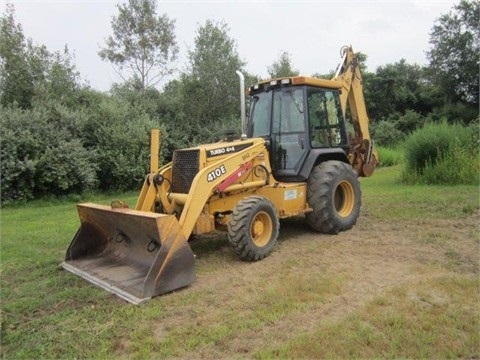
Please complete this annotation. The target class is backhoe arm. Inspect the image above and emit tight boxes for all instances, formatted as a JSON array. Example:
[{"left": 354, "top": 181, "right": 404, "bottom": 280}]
[{"left": 334, "top": 46, "right": 378, "bottom": 176}]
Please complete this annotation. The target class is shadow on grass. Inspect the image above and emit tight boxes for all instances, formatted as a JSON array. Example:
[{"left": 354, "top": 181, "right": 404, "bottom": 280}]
[{"left": 187, "top": 215, "right": 313, "bottom": 262}]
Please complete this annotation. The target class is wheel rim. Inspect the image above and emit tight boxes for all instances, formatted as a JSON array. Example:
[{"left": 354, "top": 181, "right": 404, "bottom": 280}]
[
  {"left": 334, "top": 180, "right": 355, "bottom": 218},
  {"left": 250, "top": 211, "right": 273, "bottom": 247}
]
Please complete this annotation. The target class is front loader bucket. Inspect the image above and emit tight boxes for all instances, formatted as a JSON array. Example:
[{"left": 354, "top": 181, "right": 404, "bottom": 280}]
[{"left": 62, "top": 203, "right": 195, "bottom": 304}]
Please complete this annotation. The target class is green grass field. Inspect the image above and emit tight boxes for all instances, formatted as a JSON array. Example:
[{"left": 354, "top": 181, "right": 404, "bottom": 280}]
[{"left": 1, "top": 166, "right": 479, "bottom": 359}]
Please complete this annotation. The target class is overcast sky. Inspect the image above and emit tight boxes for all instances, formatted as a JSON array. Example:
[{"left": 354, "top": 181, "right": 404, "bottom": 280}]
[{"left": 2, "top": 0, "right": 457, "bottom": 91}]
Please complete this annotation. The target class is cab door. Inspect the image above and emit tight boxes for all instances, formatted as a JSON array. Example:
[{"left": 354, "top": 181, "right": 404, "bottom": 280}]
[
  {"left": 270, "top": 87, "right": 309, "bottom": 179},
  {"left": 307, "top": 88, "right": 347, "bottom": 148}
]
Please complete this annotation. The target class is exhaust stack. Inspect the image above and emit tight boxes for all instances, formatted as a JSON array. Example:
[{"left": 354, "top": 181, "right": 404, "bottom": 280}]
[{"left": 236, "top": 70, "right": 246, "bottom": 138}]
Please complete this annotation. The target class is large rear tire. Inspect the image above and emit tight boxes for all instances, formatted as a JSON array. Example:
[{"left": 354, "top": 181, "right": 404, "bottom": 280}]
[
  {"left": 228, "top": 196, "right": 280, "bottom": 261},
  {"left": 306, "top": 160, "right": 361, "bottom": 234}
]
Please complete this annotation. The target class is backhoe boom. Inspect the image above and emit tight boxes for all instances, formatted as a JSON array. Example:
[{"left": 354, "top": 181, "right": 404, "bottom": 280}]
[{"left": 334, "top": 46, "right": 378, "bottom": 176}]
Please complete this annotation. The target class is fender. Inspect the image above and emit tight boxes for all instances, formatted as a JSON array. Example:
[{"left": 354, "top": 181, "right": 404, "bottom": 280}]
[
  {"left": 298, "top": 148, "right": 350, "bottom": 181},
  {"left": 272, "top": 148, "right": 349, "bottom": 182}
]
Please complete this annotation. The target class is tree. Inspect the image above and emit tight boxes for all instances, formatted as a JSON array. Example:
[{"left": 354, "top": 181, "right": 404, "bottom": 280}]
[
  {"left": 98, "top": 0, "right": 178, "bottom": 90},
  {"left": 29, "top": 44, "right": 81, "bottom": 108},
  {"left": 364, "top": 60, "right": 440, "bottom": 122},
  {"left": 0, "top": 4, "right": 33, "bottom": 108},
  {"left": 313, "top": 50, "right": 368, "bottom": 79},
  {"left": 427, "top": 0, "right": 479, "bottom": 106},
  {"left": 267, "top": 51, "right": 299, "bottom": 78},
  {"left": 180, "top": 20, "right": 246, "bottom": 143},
  {"left": 0, "top": 5, "right": 81, "bottom": 109}
]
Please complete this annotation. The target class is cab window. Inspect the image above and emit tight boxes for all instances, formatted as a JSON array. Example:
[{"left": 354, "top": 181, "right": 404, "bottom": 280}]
[
  {"left": 249, "top": 92, "right": 271, "bottom": 137},
  {"left": 307, "top": 88, "right": 345, "bottom": 147}
]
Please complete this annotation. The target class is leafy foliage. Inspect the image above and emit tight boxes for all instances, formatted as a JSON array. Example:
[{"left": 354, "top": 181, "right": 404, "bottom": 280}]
[
  {"left": 267, "top": 51, "right": 299, "bottom": 78},
  {"left": 82, "top": 94, "right": 158, "bottom": 190},
  {"left": 0, "top": 105, "right": 97, "bottom": 202},
  {"left": 371, "top": 110, "right": 427, "bottom": 147},
  {"left": 402, "top": 122, "right": 479, "bottom": 185},
  {"left": 0, "top": 5, "right": 33, "bottom": 109},
  {"left": 0, "top": 5, "right": 81, "bottom": 110},
  {"left": 371, "top": 120, "right": 406, "bottom": 147},
  {"left": 98, "top": 0, "right": 178, "bottom": 89},
  {"left": 428, "top": 101, "right": 479, "bottom": 125},
  {"left": 427, "top": 0, "right": 479, "bottom": 105},
  {"left": 394, "top": 109, "right": 427, "bottom": 134},
  {"left": 1, "top": 2, "right": 478, "bottom": 203},
  {"left": 364, "top": 60, "right": 441, "bottom": 122},
  {"left": 180, "top": 20, "right": 246, "bottom": 144}
]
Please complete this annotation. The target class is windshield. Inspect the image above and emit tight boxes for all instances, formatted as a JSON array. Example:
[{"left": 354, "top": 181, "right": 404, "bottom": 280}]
[
  {"left": 248, "top": 92, "right": 271, "bottom": 137},
  {"left": 272, "top": 87, "right": 305, "bottom": 134},
  {"left": 248, "top": 87, "right": 307, "bottom": 138}
]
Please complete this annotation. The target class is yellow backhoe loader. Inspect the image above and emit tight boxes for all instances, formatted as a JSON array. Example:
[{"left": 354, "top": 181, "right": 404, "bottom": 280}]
[{"left": 63, "top": 46, "right": 378, "bottom": 304}]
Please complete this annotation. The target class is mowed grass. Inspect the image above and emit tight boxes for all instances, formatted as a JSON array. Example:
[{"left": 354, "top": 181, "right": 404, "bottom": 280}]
[
  {"left": 1, "top": 166, "right": 479, "bottom": 359},
  {"left": 257, "top": 275, "right": 479, "bottom": 359}
]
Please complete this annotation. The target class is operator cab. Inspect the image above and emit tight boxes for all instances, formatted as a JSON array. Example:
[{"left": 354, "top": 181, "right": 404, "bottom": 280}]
[{"left": 247, "top": 76, "right": 349, "bottom": 181}]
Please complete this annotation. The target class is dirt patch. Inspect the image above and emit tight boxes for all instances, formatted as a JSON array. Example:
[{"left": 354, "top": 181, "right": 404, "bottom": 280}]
[{"left": 150, "top": 211, "right": 479, "bottom": 358}]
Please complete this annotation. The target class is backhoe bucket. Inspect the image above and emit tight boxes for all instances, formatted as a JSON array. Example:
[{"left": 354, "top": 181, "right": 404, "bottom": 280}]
[{"left": 62, "top": 203, "right": 195, "bottom": 304}]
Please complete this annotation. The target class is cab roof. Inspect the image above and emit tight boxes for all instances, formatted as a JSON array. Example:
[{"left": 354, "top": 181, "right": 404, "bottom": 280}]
[{"left": 248, "top": 76, "right": 342, "bottom": 95}]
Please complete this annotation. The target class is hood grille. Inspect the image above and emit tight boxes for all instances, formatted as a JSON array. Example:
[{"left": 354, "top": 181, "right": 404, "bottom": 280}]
[{"left": 171, "top": 149, "right": 200, "bottom": 194}]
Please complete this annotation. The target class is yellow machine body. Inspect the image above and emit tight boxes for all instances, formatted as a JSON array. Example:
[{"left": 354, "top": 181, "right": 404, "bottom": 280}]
[{"left": 62, "top": 46, "right": 377, "bottom": 303}]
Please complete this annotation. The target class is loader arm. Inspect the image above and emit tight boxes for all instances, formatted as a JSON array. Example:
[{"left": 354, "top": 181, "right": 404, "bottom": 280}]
[
  {"left": 173, "top": 140, "right": 269, "bottom": 239},
  {"left": 135, "top": 137, "right": 270, "bottom": 239},
  {"left": 334, "top": 46, "right": 378, "bottom": 176}
]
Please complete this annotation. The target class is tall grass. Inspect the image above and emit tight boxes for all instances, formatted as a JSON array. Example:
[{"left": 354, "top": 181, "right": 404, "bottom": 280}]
[
  {"left": 376, "top": 146, "right": 403, "bottom": 167},
  {"left": 401, "top": 122, "right": 479, "bottom": 185}
]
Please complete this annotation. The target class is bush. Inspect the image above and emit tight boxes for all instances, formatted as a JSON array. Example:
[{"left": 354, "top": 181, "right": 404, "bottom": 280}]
[
  {"left": 0, "top": 90, "right": 164, "bottom": 204},
  {"left": 371, "top": 120, "right": 406, "bottom": 147},
  {"left": 429, "top": 102, "right": 478, "bottom": 125},
  {"left": 419, "top": 141, "right": 479, "bottom": 185},
  {"left": 402, "top": 122, "right": 479, "bottom": 185},
  {"left": 0, "top": 105, "right": 97, "bottom": 204},
  {"left": 395, "top": 109, "right": 425, "bottom": 134},
  {"left": 82, "top": 96, "right": 158, "bottom": 191},
  {"left": 371, "top": 111, "right": 427, "bottom": 148},
  {"left": 34, "top": 139, "right": 97, "bottom": 195}
]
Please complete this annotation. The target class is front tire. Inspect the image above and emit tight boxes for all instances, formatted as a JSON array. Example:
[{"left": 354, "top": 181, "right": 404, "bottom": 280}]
[
  {"left": 306, "top": 160, "right": 361, "bottom": 234},
  {"left": 228, "top": 196, "right": 280, "bottom": 261}
]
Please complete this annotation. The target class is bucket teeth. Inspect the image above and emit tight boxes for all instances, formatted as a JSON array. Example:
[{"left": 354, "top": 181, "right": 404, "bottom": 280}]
[{"left": 63, "top": 203, "right": 195, "bottom": 304}]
